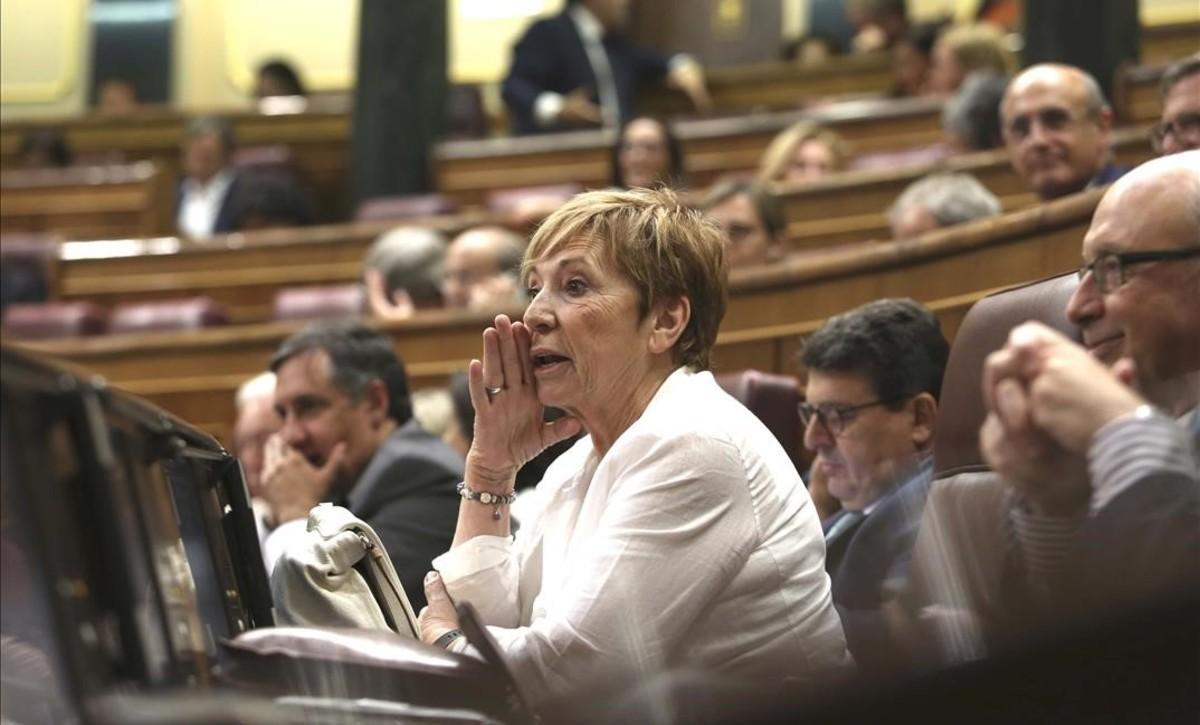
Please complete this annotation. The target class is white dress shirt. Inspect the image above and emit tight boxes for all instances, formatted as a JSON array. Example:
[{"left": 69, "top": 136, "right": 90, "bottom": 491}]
[
  {"left": 435, "top": 368, "right": 851, "bottom": 703},
  {"left": 177, "top": 168, "right": 235, "bottom": 239}
]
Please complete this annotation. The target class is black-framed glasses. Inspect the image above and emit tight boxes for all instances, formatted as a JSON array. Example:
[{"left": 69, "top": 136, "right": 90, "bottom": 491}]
[
  {"left": 1076, "top": 248, "right": 1200, "bottom": 293},
  {"left": 798, "top": 399, "right": 890, "bottom": 436},
  {"left": 1150, "top": 113, "right": 1200, "bottom": 152}
]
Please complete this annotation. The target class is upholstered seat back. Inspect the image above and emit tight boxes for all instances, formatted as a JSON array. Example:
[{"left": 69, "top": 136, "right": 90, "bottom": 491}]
[
  {"left": 271, "top": 284, "right": 366, "bottom": 322},
  {"left": 109, "top": 297, "right": 230, "bottom": 334},
  {"left": 716, "top": 369, "right": 804, "bottom": 473},
  {"left": 934, "top": 272, "right": 1081, "bottom": 476},
  {"left": 355, "top": 193, "right": 459, "bottom": 221},
  {"left": 2, "top": 301, "right": 108, "bottom": 339}
]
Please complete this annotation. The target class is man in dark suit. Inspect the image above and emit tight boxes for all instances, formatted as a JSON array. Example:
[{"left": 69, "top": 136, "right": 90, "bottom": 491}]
[
  {"left": 176, "top": 117, "right": 241, "bottom": 238},
  {"left": 800, "top": 298, "right": 949, "bottom": 673},
  {"left": 261, "top": 321, "right": 463, "bottom": 610},
  {"left": 502, "top": 0, "right": 710, "bottom": 135}
]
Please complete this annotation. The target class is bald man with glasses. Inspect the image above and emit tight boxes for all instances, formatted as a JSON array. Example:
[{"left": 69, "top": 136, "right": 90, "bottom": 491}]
[
  {"left": 907, "top": 151, "right": 1200, "bottom": 667},
  {"left": 799, "top": 298, "right": 950, "bottom": 674},
  {"left": 1000, "top": 64, "right": 1128, "bottom": 201}
]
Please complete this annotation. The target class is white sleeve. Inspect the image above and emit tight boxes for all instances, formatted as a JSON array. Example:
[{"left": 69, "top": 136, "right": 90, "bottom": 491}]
[
  {"left": 434, "top": 535, "right": 523, "bottom": 628},
  {"left": 453, "top": 431, "right": 757, "bottom": 703}
]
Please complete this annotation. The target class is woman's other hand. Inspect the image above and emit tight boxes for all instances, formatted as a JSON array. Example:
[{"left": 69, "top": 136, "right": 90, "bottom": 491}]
[
  {"left": 466, "top": 314, "right": 580, "bottom": 491},
  {"left": 418, "top": 571, "right": 460, "bottom": 645}
]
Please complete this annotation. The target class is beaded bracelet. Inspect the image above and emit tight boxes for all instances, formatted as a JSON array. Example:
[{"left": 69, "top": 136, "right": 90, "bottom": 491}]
[{"left": 457, "top": 481, "right": 517, "bottom": 520}]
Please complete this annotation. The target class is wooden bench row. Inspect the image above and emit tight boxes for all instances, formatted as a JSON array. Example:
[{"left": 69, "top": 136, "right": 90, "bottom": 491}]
[
  {"left": 2, "top": 47, "right": 1175, "bottom": 234},
  {"left": 39, "top": 124, "right": 1149, "bottom": 325},
  {"left": 13, "top": 186, "right": 1105, "bottom": 443}
]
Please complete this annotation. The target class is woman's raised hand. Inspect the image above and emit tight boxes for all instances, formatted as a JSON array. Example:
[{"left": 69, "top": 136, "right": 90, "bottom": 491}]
[{"left": 465, "top": 315, "right": 580, "bottom": 492}]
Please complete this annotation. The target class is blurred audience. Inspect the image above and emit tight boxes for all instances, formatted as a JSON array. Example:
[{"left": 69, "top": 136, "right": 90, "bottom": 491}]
[
  {"left": 17, "top": 128, "right": 72, "bottom": 169},
  {"left": 255, "top": 59, "right": 307, "bottom": 98},
  {"left": 502, "top": 0, "right": 710, "bottom": 134},
  {"left": 441, "top": 226, "right": 526, "bottom": 311},
  {"left": 887, "top": 172, "right": 1001, "bottom": 239},
  {"left": 610, "top": 115, "right": 684, "bottom": 189},
  {"left": 232, "top": 371, "right": 281, "bottom": 501},
  {"left": 1000, "top": 64, "right": 1126, "bottom": 201},
  {"left": 758, "top": 121, "right": 849, "bottom": 185},
  {"left": 176, "top": 117, "right": 241, "bottom": 238},
  {"left": 846, "top": 0, "right": 911, "bottom": 53},
  {"left": 363, "top": 226, "right": 448, "bottom": 320},
  {"left": 942, "top": 70, "right": 1009, "bottom": 152},
  {"left": 96, "top": 78, "right": 139, "bottom": 116},
  {"left": 801, "top": 298, "right": 948, "bottom": 675},
  {"left": 1153, "top": 53, "right": 1200, "bottom": 156},
  {"left": 229, "top": 174, "right": 314, "bottom": 230},
  {"left": 927, "top": 23, "right": 1014, "bottom": 95},
  {"left": 889, "top": 21, "right": 947, "bottom": 97},
  {"left": 701, "top": 180, "right": 786, "bottom": 268}
]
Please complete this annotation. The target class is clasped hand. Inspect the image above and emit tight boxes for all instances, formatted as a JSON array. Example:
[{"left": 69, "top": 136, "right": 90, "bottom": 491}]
[{"left": 260, "top": 434, "right": 346, "bottom": 526}]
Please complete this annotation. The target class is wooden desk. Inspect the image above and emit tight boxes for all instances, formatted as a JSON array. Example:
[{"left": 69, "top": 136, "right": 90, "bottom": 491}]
[
  {"left": 433, "top": 96, "right": 946, "bottom": 206},
  {"left": 776, "top": 125, "right": 1153, "bottom": 248},
  {"left": 18, "top": 187, "right": 1104, "bottom": 440},
  {"left": 0, "top": 162, "right": 173, "bottom": 240},
  {"left": 0, "top": 105, "right": 352, "bottom": 222}
]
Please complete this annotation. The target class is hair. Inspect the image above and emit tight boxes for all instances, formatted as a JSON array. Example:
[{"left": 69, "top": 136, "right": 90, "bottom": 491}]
[
  {"left": 269, "top": 321, "right": 412, "bottom": 425},
  {"left": 802, "top": 298, "right": 949, "bottom": 406},
  {"left": 937, "top": 23, "right": 1015, "bottom": 78},
  {"left": 904, "top": 20, "right": 947, "bottom": 57},
  {"left": 257, "top": 59, "right": 307, "bottom": 97},
  {"left": 1003, "top": 64, "right": 1110, "bottom": 123},
  {"left": 184, "top": 116, "right": 236, "bottom": 155},
  {"left": 363, "top": 226, "right": 448, "bottom": 307},
  {"left": 757, "top": 121, "right": 849, "bottom": 184},
  {"left": 888, "top": 172, "right": 1001, "bottom": 230},
  {"left": 454, "top": 225, "right": 526, "bottom": 277},
  {"left": 701, "top": 179, "right": 787, "bottom": 241},
  {"left": 610, "top": 115, "right": 685, "bottom": 189},
  {"left": 942, "top": 70, "right": 1009, "bottom": 150},
  {"left": 1161, "top": 53, "right": 1200, "bottom": 98},
  {"left": 235, "top": 371, "right": 276, "bottom": 410},
  {"left": 18, "top": 128, "right": 72, "bottom": 168},
  {"left": 523, "top": 187, "right": 727, "bottom": 371},
  {"left": 229, "top": 175, "right": 314, "bottom": 230}
]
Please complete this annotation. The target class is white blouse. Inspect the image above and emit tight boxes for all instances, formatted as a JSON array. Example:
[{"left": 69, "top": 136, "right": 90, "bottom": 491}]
[{"left": 434, "top": 368, "right": 850, "bottom": 702}]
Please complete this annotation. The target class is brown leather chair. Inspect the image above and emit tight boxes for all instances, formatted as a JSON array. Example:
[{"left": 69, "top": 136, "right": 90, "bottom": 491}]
[
  {"left": 933, "top": 271, "right": 1081, "bottom": 477},
  {"left": 109, "top": 297, "right": 230, "bottom": 334},
  {"left": 354, "top": 193, "right": 459, "bottom": 222},
  {"left": 2, "top": 301, "right": 108, "bottom": 339},
  {"left": 446, "top": 83, "right": 488, "bottom": 140},
  {"left": 271, "top": 283, "right": 366, "bottom": 322},
  {"left": 716, "top": 369, "right": 804, "bottom": 473}
]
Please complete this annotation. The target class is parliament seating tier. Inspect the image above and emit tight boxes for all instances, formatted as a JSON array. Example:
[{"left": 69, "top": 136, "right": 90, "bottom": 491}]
[
  {"left": 0, "top": 162, "right": 173, "bottom": 240},
  {"left": 43, "top": 125, "right": 1151, "bottom": 326},
  {"left": 11, "top": 186, "right": 1105, "bottom": 444}
]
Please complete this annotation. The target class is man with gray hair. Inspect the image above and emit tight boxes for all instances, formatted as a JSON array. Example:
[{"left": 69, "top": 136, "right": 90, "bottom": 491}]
[
  {"left": 363, "top": 226, "right": 448, "bottom": 320},
  {"left": 441, "top": 225, "right": 526, "bottom": 311},
  {"left": 1000, "top": 64, "right": 1127, "bottom": 201},
  {"left": 888, "top": 172, "right": 1002, "bottom": 239},
  {"left": 942, "top": 71, "right": 1008, "bottom": 152}
]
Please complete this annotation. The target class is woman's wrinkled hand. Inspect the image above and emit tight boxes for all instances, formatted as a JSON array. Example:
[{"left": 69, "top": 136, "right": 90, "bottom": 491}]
[
  {"left": 465, "top": 314, "right": 581, "bottom": 491},
  {"left": 418, "top": 571, "right": 460, "bottom": 645}
]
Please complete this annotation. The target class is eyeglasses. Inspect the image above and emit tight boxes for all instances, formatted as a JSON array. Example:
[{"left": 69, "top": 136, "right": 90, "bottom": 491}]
[
  {"left": 1077, "top": 248, "right": 1200, "bottom": 293},
  {"left": 1150, "top": 113, "right": 1200, "bottom": 152},
  {"left": 1003, "top": 107, "right": 1088, "bottom": 141},
  {"left": 798, "top": 399, "right": 890, "bottom": 436}
]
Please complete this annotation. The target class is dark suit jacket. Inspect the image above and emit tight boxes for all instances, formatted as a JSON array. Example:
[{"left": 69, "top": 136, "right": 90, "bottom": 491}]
[
  {"left": 502, "top": 11, "right": 671, "bottom": 135},
  {"left": 175, "top": 170, "right": 241, "bottom": 236},
  {"left": 345, "top": 419, "right": 464, "bottom": 611},
  {"left": 824, "top": 458, "right": 933, "bottom": 674}
]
